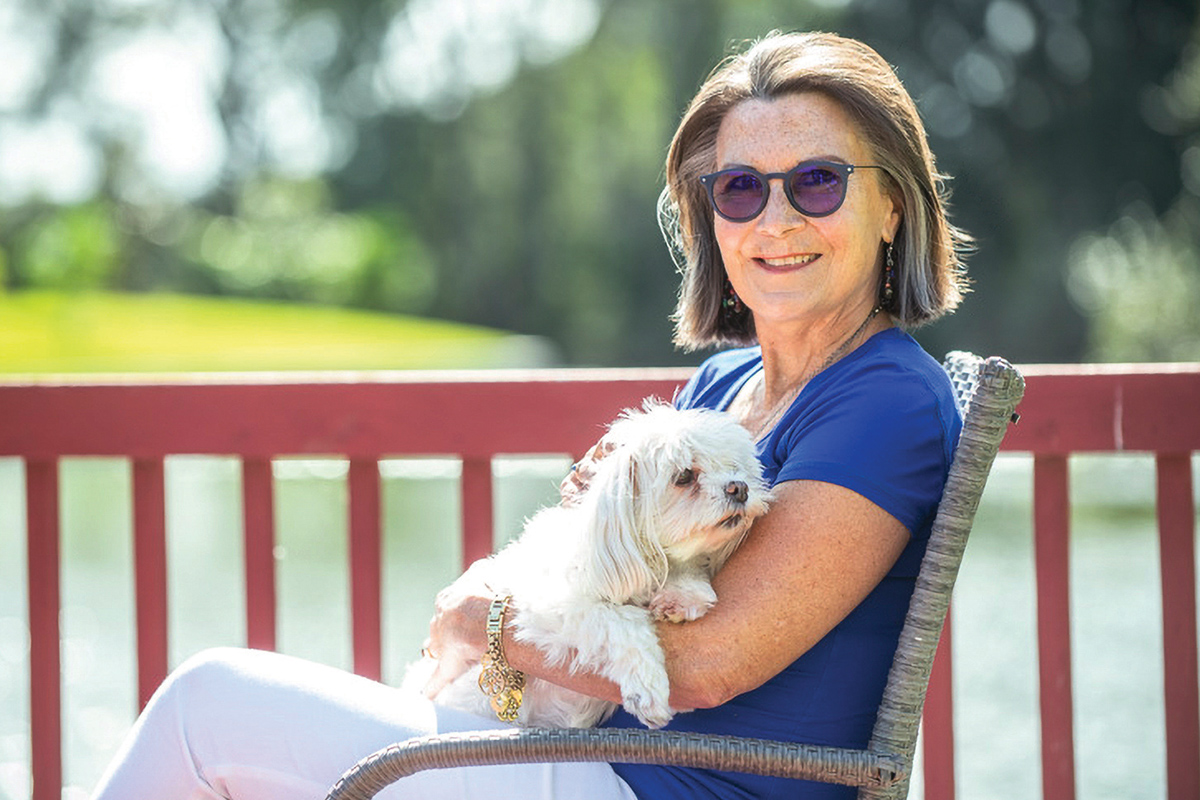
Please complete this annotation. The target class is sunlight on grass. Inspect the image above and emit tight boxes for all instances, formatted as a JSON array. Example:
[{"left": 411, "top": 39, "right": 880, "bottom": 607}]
[{"left": 0, "top": 290, "right": 555, "bottom": 373}]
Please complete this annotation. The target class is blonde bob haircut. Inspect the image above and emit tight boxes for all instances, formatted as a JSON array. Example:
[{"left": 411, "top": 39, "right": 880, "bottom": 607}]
[{"left": 662, "top": 31, "right": 970, "bottom": 350}]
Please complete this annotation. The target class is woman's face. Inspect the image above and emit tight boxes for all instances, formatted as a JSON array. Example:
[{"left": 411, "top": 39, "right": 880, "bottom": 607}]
[{"left": 712, "top": 92, "right": 901, "bottom": 335}]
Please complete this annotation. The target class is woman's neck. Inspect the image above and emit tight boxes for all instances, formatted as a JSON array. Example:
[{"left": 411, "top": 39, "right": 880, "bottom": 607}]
[{"left": 755, "top": 304, "right": 892, "bottom": 406}]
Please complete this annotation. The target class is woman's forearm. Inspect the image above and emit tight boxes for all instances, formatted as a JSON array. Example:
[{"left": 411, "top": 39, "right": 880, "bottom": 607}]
[
  {"left": 430, "top": 578, "right": 722, "bottom": 712},
  {"left": 501, "top": 627, "right": 625, "bottom": 706}
]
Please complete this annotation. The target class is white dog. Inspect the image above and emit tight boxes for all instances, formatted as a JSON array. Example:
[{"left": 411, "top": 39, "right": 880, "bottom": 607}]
[{"left": 406, "top": 401, "right": 771, "bottom": 729}]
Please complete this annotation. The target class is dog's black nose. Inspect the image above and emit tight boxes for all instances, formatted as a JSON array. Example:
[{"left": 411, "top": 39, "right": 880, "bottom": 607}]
[{"left": 726, "top": 480, "right": 749, "bottom": 504}]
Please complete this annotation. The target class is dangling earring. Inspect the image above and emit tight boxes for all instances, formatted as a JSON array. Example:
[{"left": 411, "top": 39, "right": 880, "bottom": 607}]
[
  {"left": 723, "top": 279, "right": 744, "bottom": 315},
  {"left": 881, "top": 242, "right": 895, "bottom": 307}
]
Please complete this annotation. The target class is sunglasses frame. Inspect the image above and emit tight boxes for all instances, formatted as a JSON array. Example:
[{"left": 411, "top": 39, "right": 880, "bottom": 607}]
[{"left": 699, "top": 160, "right": 886, "bottom": 222}]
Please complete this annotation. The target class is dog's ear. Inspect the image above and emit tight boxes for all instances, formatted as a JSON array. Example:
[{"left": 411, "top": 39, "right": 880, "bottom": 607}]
[{"left": 579, "top": 444, "right": 669, "bottom": 604}]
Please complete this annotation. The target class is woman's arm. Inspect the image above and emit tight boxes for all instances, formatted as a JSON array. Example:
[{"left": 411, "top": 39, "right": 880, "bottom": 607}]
[
  {"left": 658, "top": 477, "right": 908, "bottom": 708},
  {"left": 423, "top": 477, "right": 909, "bottom": 711}
]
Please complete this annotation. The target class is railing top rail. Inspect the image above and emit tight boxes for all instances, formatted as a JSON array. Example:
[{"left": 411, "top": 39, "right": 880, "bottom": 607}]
[
  {"left": 2, "top": 361, "right": 1197, "bottom": 387},
  {"left": 0, "top": 370, "right": 693, "bottom": 460},
  {"left": 1003, "top": 365, "right": 1200, "bottom": 454},
  {"left": 2, "top": 363, "right": 1199, "bottom": 458}
]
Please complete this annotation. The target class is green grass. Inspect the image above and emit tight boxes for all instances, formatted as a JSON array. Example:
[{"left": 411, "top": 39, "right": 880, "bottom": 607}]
[{"left": 0, "top": 290, "right": 554, "bottom": 374}]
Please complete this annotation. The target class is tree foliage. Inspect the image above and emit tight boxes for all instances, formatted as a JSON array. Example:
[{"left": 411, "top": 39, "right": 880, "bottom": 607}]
[{"left": 0, "top": 0, "right": 1196, "bottom": 366}]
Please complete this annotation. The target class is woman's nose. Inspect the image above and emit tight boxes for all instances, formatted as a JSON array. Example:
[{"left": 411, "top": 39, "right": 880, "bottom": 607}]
[
  {"left": 757, "top": 177, "right": 804, "bottom": 232},
  {"left": 725, "top": 480, "right": 749, "bottom": 504}
]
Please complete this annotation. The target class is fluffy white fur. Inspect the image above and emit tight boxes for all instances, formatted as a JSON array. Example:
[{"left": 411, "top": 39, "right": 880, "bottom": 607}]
[{"left": 405, "top": 401, "right": 771, "bottom": 729}]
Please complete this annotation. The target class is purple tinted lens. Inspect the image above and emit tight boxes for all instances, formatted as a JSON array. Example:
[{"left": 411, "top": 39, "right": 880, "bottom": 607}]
[
  {"left": 789, "top": 166, "right": 845, "bottom": 215},
  {"left": 712, "top": 171, "right": 766, "bottom": 220}
]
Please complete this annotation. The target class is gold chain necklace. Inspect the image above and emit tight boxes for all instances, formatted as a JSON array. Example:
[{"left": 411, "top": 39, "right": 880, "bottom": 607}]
[{"left": 749, "top": 305, "right": 882, "bottom": 441}]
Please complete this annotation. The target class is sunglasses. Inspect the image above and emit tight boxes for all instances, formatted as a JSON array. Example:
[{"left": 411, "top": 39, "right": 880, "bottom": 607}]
[{"left": 699, "top": 160, "right": 886, "bottom": 222}]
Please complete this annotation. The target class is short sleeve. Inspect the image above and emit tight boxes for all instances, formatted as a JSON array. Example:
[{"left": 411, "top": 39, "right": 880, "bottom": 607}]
[
  {"left": 770, "top": 358, "right": 958, "bottom": 537},
  {"left": 673, "top": 348, "right": 762, "bottom": 413}
]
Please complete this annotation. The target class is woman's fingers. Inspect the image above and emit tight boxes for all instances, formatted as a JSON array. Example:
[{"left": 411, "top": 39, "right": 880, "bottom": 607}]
[{"left": 559, "top": 439, "right": 617, "bottom": 505}]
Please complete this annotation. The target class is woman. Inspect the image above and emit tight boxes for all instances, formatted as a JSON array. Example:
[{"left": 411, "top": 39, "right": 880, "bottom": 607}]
[{"left": 92, "top": 30, "right": 968, "bottom": 800}]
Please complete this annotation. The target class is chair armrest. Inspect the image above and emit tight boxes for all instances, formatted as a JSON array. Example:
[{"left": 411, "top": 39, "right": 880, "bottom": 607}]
[{"left": 325, "top": 727, "right": 906, "bottom": 800}]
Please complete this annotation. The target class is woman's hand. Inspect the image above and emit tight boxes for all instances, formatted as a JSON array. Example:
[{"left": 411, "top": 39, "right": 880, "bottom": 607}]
[
  {"left": 559, "top": 439, "right": 617, "bottom": 506},
  {"left": 419, "top": 570, "right": 491, "bottom": 699}
]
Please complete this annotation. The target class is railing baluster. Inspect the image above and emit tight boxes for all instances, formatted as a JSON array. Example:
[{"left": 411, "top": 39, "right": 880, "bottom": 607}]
[
  {"left": 26, "top": 458, "right": 61, "bottom": 800},
  {"left": 461, "top": 456, "right": 494, "bottom": 570},
  {"left": 923, "top": 613, "right": 956, "bottom": 800},
  {"left": 349, "top": 458, "right": 382, "bottom": 681},
  {"left": 242, "top": 457, "right": 277, "bottom": 652},
  {"left": 1156, "top": 453, "right": 1199, "bottom": 800},
  {"left": 132, "top": 457, "right": 169, "bottom": 709},
  {"left": 1033, "top": 454, "right": 1076, "bottom": 800}
]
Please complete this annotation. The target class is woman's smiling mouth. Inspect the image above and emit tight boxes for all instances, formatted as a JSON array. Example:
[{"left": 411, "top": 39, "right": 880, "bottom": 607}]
[{"left": 757, "top": 253, "right": 820, "bottom": 269}]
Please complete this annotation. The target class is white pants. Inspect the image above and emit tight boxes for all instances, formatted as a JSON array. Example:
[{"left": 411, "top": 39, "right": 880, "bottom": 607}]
[{"left": 90, "top": 647, "right": 639, "bottom": 800}]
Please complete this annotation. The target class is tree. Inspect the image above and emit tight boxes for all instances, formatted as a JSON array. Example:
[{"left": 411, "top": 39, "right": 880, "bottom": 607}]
[
  {"left": 1, "top": 0, "right": 1196, "bottom": 366},
  {"left": 1066, "top": 19, "right": 1200, "bottom": 361}
]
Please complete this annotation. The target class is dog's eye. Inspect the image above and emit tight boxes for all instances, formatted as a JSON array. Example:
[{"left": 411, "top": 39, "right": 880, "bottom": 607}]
[{"left": 674, "top": 468, "right": 696, "bottom": 486}]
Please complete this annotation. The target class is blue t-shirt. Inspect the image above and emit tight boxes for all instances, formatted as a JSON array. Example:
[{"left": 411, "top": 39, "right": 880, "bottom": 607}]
[{"left": 602, "top": 328, "right": 962, "bottom": 800}]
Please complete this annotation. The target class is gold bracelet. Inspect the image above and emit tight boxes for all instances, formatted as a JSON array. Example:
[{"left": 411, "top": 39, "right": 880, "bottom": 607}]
[{"left": 478, "top": 594, "right": 525, "bottom": 722}]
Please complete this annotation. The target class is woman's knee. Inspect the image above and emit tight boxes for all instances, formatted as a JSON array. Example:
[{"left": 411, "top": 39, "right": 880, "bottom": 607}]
[{"left": 153, "top": 646, "right": 265, "bottom": 711}]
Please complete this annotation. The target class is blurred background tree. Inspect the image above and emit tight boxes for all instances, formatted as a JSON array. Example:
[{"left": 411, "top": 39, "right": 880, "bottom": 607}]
[{"left": 0, "top": 0, "right": 1196, "bottom": 367}]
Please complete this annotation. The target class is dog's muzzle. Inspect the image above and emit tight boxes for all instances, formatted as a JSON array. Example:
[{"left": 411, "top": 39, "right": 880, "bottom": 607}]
[{"left": 725, "top": 480, "right": 749, "bottom": 504}]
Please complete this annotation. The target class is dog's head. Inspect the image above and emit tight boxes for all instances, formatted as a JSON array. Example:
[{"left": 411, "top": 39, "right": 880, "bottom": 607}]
[{"left": 579, "top": 401, "right": 772, "bottom": 603}]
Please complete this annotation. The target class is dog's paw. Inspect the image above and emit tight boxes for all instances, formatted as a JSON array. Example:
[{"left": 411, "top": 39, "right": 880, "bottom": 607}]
[
  {"left": 624, "top": 690, "right": 675, "bottom": 729},
  {"left": 649, "top": 582, "right": 717, "bottom": 623},
  {"left": 613, "top": 652, "right": 675, "bottom": 729}
]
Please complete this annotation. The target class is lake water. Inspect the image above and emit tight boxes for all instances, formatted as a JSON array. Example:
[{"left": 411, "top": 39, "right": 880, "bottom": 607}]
[{"left": 0, "top": 453, "right": 1196, "bottom": 799}]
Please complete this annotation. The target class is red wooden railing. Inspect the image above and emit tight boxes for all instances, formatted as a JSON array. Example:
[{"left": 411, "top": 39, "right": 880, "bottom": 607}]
[{"left": 2, "top": 363, "right": 1198, "bottom": 800}]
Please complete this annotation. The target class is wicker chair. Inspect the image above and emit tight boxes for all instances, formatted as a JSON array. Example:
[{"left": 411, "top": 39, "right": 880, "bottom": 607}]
[{"left": 325, "top": 352, "right": 1025, "bottom": 800}]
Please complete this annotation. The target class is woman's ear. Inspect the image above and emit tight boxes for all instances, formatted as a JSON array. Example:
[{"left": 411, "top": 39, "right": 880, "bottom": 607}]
[{"left": 881, "top": 188, "right": 903, "bottom": 245}]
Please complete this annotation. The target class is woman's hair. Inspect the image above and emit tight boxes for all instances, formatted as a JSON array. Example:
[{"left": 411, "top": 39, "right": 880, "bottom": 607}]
[{"left": 663, "top": 31, "right": 971, "bottom": 350}]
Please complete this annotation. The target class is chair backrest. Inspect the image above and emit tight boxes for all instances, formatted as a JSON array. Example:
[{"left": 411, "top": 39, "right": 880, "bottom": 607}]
[{"left": 860, "top": 352, "right": 1025, "bottom": 799}]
